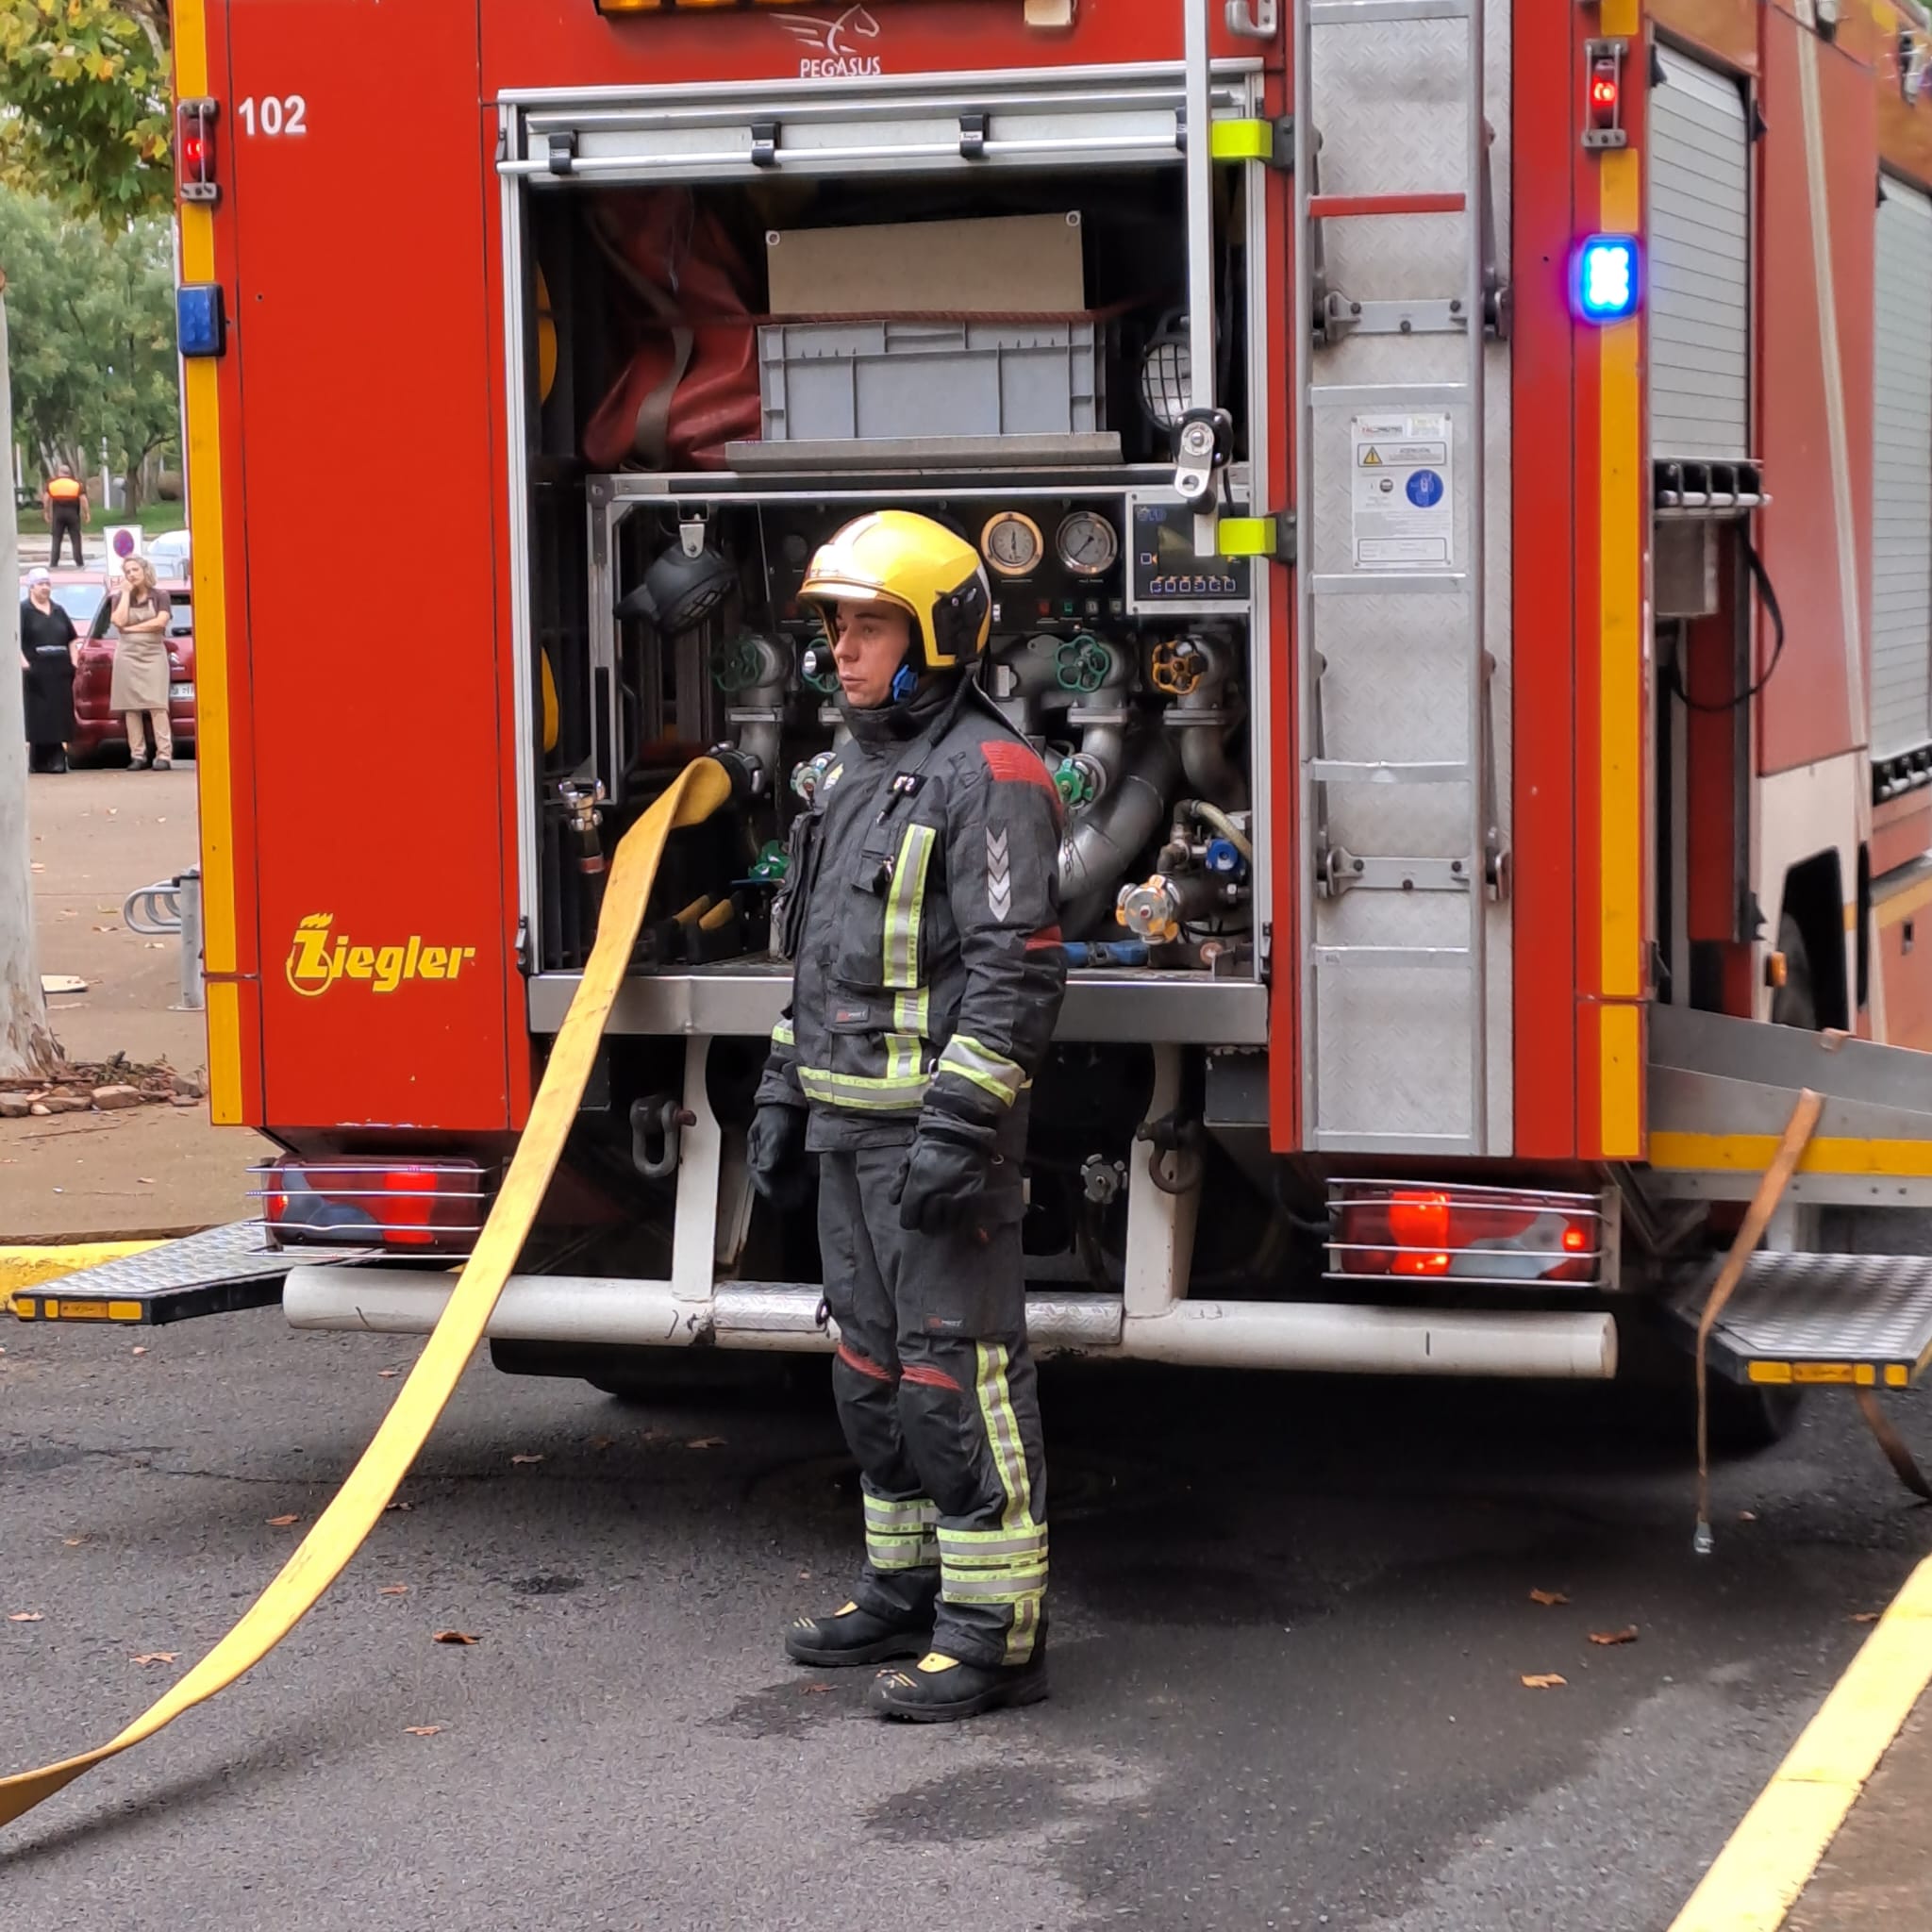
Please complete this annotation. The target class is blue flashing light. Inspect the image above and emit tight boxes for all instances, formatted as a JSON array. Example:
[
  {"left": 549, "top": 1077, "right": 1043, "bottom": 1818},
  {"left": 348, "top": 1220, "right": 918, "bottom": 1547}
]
[
  {"left": 177, "top": 283, "right": 226, "bottom": 358},
  {"left": 1572, "top": 234, "right": 1641, "bottom": 325}
]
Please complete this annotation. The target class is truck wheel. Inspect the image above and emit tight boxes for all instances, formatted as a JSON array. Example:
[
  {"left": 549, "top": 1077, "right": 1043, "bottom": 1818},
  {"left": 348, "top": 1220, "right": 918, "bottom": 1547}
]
[
  {"left": 1705, "top": 1376, "right": 1805, "bottom": 1453},
  {"left": 1771, "top": 913, "right": 1815, "bottom": 1029}
]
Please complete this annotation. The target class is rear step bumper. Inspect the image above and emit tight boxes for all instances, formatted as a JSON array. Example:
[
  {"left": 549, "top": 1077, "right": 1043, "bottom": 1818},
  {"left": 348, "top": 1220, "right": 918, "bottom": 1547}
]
[
  {"left": 1673, "top": 1252, "right": 1932, "bottom": 1389},
  {"left": 282, "top": 1268, "right": 1618, "bottom": 1379},
  {"left": 8, "top": 1222, "right": 373, "bottom": 1325}
]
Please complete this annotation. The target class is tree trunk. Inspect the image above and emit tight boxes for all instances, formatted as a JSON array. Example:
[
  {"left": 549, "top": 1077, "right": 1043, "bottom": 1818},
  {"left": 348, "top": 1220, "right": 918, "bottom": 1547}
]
[
  {"left": 122, "top": 464, "right": 143, "bottom": 513},
  {"left": 0, "top": 292, "right": 59, "bottom": 1078}
]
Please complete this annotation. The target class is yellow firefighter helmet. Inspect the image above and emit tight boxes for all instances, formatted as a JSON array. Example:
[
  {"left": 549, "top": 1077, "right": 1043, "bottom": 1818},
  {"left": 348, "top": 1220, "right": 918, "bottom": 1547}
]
[{"left": 799, "top": 510, "right": 992, "bottom": 669}]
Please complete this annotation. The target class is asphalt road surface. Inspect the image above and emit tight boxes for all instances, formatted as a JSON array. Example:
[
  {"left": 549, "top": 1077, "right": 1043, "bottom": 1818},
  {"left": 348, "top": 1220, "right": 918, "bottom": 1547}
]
[{"left": 3, "top": 1311, "right": 1928, "bottom": 1932}]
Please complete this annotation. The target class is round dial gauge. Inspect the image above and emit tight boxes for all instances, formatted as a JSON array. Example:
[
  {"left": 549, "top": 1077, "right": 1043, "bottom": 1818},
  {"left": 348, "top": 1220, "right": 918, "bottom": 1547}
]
[
  {"left": 981, "top": 510, "right": 1044, "bottom": 577},
  {"left": 1057, "top": 509, "right": 1119, "bottom": 577}
]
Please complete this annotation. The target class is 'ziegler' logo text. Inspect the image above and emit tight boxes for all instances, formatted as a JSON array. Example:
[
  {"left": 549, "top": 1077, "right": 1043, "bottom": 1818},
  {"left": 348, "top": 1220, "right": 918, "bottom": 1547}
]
[{"left": 286, "top": 914, "right": 478, "bottom": 997}]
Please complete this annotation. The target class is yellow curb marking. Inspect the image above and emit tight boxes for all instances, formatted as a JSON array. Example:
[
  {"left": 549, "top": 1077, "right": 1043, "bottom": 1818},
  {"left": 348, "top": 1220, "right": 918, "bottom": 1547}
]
[
  {"left": 0, "top": 1244, "right": 160, "bottom": 1302},
  {"left": 1670, "top": 1555, "right": 1932, "bottom": 1931}
]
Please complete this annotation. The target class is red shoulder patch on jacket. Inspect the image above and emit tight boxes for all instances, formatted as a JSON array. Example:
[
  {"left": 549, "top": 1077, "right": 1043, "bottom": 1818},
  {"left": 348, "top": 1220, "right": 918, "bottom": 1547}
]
[{"left": 980, "top": 739, "right": 1058, "bottom": 795}]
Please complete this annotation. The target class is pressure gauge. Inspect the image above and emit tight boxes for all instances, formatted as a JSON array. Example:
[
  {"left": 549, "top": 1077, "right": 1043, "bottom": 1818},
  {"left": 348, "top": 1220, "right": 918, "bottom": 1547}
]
[
  {"left": 981, "top": 510, "right": 1044, "bottom": 577},
  {"left": 1057, "top": 509, "right": 1119, "bottom": 577}
]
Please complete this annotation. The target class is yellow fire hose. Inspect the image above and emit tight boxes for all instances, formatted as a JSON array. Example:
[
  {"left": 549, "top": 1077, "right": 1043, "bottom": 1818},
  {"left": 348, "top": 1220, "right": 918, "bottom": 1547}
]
[{"left": 0, "top": 758, "right": 733, "bottom": 1831}]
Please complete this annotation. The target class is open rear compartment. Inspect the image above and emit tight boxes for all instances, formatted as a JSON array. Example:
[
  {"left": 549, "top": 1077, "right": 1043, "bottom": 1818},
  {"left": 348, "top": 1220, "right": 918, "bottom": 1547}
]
[{"left": 492, "top": 65, "right": 1285, "bottom": 1293}]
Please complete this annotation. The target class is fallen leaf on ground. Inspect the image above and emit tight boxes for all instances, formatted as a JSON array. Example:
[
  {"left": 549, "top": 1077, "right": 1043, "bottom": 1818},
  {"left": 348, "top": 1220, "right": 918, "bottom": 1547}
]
[
  {"left": 379, "top": 1585, "right": 410, "bottom": 1597},
  {"left": 131, "top": 1652, "right": 178, "bottom": 1666},
  {"left": 385, "top": 1501, "right": 412, "bottom": 1513},
  {"left": 686, "top": 1437, "right": 726, "bottom": 1450},
  {"left": 377, "top": 1369, "right": 399, "bottom": 1378},
  {"left": 510, "top": 1453, "right": 544, "bottom": 1465},
  {"left": 63, "top": 1537, "right": 86, "bottom": 1547},
  {"left": 802, "top": 1685, "right": 833, "bottom": 1695},
  {"left": 136, "top": 1176, "right": 154, "bottom": 1185},
  {"left": 433, "top": 1629, "right": 479, "bottom": 1645},
  {"left": 1738, "top": 1510, "right": 1758, "bottom": 1523},
  {"left": 1589, "top": 1626, "right": 1640, "bottom": 1647},
  {"left": 1528, "top": 1589, "right": 1569, "bottom": 1607},
  {"left": 266, "top": 1513, "right": 300, "bottom": 1526},
  {"left": 1520, "top": 1674, "right": 1567, "bottom": 1690},
  {"left": 144, "top": 941, "right": 165, "bottom": 950},
  {"left": 8, "top": 1611, "right": 44, "bottom": 1623},
  {"left": 130, "top": 1345, "right": 146, "bottom": 1356},
  {"left": 1851, "top": 1611, "right": 1883, "bottom": 1624},
  {"left": 798, "top": 1571, "right": 812, "bottom": 1581},
  {"left": 404, "top": 1725, "right": 442, "bottom": 1737}
]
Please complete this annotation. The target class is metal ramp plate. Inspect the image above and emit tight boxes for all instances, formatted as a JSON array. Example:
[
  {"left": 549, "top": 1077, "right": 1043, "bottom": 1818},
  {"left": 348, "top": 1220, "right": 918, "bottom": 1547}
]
[
  {"left": 1671, "top": 1251, "right": 1932, "bottom": 1389},
  {"left": 8, "top": 1222, "right": 375, "bottom": 1326}
]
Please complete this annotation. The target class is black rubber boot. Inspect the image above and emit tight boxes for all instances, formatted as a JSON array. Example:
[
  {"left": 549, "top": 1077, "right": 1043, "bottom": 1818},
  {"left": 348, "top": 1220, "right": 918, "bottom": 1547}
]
[
  {"left": 784, "top": 1601, "right": 934, "bottom": 1668},
  {"left": 867, "top": 1647, "right": 1050, "bottom": 1723}
]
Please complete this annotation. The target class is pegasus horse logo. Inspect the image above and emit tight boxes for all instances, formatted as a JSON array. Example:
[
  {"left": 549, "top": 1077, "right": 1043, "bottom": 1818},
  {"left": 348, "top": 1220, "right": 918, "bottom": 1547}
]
[{"left": 774, "top": 5, "right": 884, "bottom": 75}]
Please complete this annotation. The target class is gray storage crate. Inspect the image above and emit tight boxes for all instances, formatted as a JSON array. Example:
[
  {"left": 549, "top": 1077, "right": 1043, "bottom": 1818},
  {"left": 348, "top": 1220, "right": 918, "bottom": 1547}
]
[{"left": 758, "top": 318, "right": 1103, "bottom": 442}]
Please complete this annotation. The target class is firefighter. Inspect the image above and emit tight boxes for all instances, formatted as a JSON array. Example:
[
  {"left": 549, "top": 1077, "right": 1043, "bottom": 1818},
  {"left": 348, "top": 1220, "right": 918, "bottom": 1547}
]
[
  {"left": 42, "top": 465, "right": 89, "bottom": 569},
  {"left": 749, "top": 510, "right": 1066, "bottom": 1723}
]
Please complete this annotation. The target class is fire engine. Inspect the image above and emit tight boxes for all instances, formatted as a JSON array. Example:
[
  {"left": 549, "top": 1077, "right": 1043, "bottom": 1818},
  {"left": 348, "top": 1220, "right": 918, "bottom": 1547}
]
[{"left": 22, "top": 0, "right": 1932, "bottom": 1449}]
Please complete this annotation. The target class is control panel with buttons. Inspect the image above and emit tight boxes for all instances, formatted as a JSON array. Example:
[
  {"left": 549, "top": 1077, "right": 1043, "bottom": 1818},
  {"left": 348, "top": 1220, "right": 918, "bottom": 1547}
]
[{"left": 1123, "top": 490, "right": 1255, "bottom": 617}]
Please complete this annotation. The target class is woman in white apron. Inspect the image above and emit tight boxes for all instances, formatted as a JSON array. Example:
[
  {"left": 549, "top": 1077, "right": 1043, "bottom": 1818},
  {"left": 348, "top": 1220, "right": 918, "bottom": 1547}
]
[{"left": 109, "top": 558, "right": 174, "bottom": 770}]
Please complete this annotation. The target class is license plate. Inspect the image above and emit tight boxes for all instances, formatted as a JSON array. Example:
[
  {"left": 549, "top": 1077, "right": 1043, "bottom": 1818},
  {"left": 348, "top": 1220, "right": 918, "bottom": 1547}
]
[{"left": 169, "top": 683, "right": 193, "bottom": 701}]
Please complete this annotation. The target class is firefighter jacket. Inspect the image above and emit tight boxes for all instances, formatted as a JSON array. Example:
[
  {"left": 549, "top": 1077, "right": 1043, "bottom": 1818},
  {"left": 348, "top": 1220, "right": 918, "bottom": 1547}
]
[{"left": 759, "top": 678, "right": 1068, "bottom": 1152}]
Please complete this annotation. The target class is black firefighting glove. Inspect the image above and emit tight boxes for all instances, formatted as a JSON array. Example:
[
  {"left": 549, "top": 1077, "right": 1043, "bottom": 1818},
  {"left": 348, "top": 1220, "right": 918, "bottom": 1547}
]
[
  {"left": 893, "top": 1103, "right": 998, "bottom": 1235},
  {"left": 747, "top": 1102, "right": 813, "bottom": 1212}
]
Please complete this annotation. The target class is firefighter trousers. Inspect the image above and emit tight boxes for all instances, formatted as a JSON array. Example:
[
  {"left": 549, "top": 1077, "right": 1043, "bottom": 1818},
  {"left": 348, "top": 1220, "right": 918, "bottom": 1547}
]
[{"left": 816, "top": 1140, "right": 1048, "bottom": 1672}]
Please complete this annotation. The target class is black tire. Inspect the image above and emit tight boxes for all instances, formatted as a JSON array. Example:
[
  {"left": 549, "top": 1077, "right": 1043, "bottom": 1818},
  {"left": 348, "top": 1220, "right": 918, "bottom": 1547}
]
[{"left": 1705, "top": 1377, "right": 1806, "bottom": 1454}]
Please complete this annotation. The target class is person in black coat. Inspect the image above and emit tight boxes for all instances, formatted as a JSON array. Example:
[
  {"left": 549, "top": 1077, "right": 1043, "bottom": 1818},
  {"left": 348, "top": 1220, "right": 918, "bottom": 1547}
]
[{"left": 20, "top": 568, "right": 79, "bottom": 773}]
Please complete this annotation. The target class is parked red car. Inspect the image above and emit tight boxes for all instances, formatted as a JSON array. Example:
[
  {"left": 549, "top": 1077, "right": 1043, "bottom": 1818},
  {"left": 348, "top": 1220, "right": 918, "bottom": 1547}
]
[{"left": 69, "top": 579, "right": 196, "bottom": 761}]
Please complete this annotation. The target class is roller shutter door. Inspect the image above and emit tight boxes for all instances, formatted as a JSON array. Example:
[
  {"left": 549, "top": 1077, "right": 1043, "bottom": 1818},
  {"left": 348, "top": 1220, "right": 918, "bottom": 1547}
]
[
  {"left": 1648, "top": 47, "right": 1751, "bottom": 464},
  {"left": 1871, "top": 178, "right": 1932, "bottom": 763}
]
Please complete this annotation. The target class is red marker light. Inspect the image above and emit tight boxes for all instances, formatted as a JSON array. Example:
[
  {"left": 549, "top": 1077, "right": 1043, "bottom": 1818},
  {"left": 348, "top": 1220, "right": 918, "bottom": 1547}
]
[
  {"left": 1581, "top": 40, "right": 1629, "bottom": 151},
  {"left": 177, "top": 98, "right": 219, "bottom": 206}
]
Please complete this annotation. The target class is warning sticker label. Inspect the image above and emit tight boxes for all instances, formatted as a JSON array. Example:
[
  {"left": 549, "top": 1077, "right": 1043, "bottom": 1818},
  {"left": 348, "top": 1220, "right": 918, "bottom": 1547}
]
[{"left": 1350, "top": 413, "right": 1453, "bottom": 569}]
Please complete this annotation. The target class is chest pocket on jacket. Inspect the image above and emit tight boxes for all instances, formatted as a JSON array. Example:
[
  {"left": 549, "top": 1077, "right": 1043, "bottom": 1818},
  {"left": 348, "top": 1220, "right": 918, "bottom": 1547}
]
[{"left": 833, "top": 816, "right": 939, "bottom": 992}]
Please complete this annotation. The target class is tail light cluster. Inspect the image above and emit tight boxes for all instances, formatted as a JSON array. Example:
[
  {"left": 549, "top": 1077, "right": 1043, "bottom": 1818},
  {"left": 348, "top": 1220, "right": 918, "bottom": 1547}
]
[
  {"left": 1326, "top": 1181, "right": 1614, "bottom": 1289},
  {"left": 255, "top": 1158, "right": 491, "bottom": 1254}
]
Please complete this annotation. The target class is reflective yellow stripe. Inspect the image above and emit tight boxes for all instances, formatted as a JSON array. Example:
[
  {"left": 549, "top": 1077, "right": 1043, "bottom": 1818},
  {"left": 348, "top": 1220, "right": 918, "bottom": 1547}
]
[
  {"left": 772, "top": 1018, "right": 795, "bottom": 1049},
  {"left": 882, "top": 824, "right": 937, "bottom": 990},
  {"left": 175, "top": 0, "right": 242, "bottom": 1125},
  {"left": 938, "top": 1524, "right": 1048, "bottom": 1557},
  {"left": 797, "top": 1067, "right": 929, "bottom": 1111},
  {"left": 974, "top": 1342, "right": 1037, "bottom": 1533},
  {"left": 937, "top": 1035, "right": 1025, "bottom": 1108},
  {"left": 891, "top": 989, "right": 929, "bottom": 1037},
  {"left": 862, "top": 1494, "right": 937, "bottom": 1531}
]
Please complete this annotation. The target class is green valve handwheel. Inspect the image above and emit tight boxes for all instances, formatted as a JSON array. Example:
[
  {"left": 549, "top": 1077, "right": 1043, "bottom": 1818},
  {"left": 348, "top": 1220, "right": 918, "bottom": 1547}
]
[
  {"left": 710, "top": 634, "right": 764, "bottom": 694},
  {"left": 1054, "top": 633, "right": 1109, "bottom": 693},
  {"left": 1054, "top": 758, "right": 1096, "bottom": 808}
]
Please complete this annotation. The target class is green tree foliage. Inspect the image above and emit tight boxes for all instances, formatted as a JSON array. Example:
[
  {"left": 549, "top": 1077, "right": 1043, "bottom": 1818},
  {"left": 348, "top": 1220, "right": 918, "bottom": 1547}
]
[
  {"left": 0, "top": 1, "right": 174, "bottom": 220},
  {"left": 0, "top": 188, "right": 178, "bottom": 507}
]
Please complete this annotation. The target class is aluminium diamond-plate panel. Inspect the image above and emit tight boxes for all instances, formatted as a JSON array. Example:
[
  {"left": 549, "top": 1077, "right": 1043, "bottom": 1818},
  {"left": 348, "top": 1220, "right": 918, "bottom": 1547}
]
[
  {"left": 1673, "top": 1251, "right": 1932, "bottom": 1376},
  {"left": 1305, "top": 0, "right": 1514, "bottom": 1151}
]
